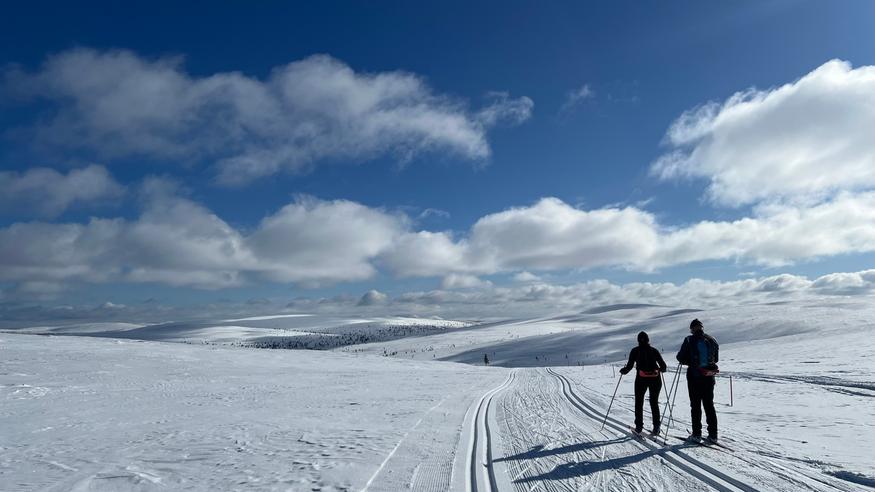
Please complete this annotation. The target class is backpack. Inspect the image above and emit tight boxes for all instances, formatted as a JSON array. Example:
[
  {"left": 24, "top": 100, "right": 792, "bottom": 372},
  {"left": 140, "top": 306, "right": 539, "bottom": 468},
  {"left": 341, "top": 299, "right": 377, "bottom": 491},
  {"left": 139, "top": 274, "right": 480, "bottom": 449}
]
[{"left": 690, "top": 335, "right": 719, "bottom": 376}]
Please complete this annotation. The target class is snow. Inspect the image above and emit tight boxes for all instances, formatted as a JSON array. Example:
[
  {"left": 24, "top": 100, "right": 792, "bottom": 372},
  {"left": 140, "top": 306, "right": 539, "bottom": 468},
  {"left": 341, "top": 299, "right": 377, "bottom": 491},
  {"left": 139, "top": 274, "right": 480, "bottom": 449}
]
[
  {"left": 222, "top": 314, "right": 314, "bottom": 322},
  {"left": 0, "top": 334, "right": 505, "bottom": 491},
  {"left": 3, "top": 299, "right": 874, "bottom": 490}
]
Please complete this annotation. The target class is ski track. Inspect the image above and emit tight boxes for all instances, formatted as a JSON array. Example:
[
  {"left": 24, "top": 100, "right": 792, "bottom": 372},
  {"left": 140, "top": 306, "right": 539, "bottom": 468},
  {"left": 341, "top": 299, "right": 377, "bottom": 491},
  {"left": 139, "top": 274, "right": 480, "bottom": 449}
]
[
  {"left": 466, "top": 371, "right": 516, "bottom": 492},
  {"left": 494, "top": 368, "right": 709, "bottom": 492},
  {"left": 733, "top": 372, "right": 875, "bottom": 398},
  {"left": 554, "top": 368, "right": 866, "bottom": 492}
]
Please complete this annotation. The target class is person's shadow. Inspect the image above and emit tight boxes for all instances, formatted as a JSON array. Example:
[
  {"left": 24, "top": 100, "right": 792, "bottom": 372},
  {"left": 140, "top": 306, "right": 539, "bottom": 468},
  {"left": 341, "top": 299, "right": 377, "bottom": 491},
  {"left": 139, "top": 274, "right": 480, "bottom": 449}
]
[
  {"left": 506, "top": 441, "right": 696, "bottom": 485},
  {"left": 495, "top": 436, "right": 629, "bottom": 463}
]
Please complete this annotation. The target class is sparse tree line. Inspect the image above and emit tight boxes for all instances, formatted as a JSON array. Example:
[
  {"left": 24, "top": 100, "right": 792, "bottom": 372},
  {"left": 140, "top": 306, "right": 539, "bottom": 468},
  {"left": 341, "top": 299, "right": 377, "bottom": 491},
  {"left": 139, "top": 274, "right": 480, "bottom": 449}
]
[{"left": 240, "top": 323, "right": 455, "bottom": 351}]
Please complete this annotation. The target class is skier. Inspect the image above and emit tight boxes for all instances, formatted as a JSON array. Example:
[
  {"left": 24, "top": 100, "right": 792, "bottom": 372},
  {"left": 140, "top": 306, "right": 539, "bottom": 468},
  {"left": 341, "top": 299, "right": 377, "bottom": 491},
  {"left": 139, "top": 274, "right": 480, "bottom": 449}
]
[
  {"left": 619, "top": 331, "right": 668, "bottom": 434},
  {"left": 676, "top": 318, "right": 720, "bottom": 443},
  {"left": 484, "top": 353, "right": 489, "bottom": 366}
]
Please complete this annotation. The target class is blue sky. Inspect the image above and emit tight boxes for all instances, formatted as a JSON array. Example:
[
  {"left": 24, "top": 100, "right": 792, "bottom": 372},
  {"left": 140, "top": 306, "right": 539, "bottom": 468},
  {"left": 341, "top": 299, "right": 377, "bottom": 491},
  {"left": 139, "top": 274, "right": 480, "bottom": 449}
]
[{"left": 2, "top": 1, "right": 875, "bottom": 318}]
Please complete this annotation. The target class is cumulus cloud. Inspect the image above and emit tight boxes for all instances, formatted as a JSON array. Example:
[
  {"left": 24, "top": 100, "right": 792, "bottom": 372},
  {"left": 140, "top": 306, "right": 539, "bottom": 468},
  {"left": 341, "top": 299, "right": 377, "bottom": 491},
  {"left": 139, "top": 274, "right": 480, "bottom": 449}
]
[
  {"left": 651, "top": 60, "right": 875, "bottom": 207},
  {"left": 338, "top": 269, "right": 875, "bottom": 317},
  {"left": 357, "top": 289, "right": 388, "bottom": 306},
  {"left": 654, "top": 192, "right": 875, "bottom": 268},
  {"left": 380, "top": 230, "right": 467, "bottom": 277},
  {"left": 248, "top": 196, "right": 404, "bottom": 283},
  {"left": 466, "top": 198, "right": 660, "bottom": 271},
  {"left": 383, "top": 198, "right": 661, "bottom": 277},
  {"left": 811, "top": 269, "right": 875, "bottom": 295},
  {"left": 4, "top": 191, "right": 875, "bottom": 298},
  {"left": 513, "top": 271, "right": 541, "bottom": 283},
  {"left": 4, "top": 48, "right": 532, "bottom": 185},
  {"left": 0, "top": 164, "right": 124, "bottom": 217},
  {"left": 387, "top": 194, "right": 875, "bottom": 276},
  {"left": 0, "top": 190, "right": 406, "bottom": 292},
  {"left": 440, "top": 273, "right": 492, "bottom": 290}
]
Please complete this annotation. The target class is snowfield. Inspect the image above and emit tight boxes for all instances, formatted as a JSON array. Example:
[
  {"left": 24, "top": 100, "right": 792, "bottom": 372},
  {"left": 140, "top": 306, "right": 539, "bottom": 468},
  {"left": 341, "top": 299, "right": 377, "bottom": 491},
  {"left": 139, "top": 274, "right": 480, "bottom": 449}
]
[{"left": 3, "top": 300, "right": 874, "bottom": 491}]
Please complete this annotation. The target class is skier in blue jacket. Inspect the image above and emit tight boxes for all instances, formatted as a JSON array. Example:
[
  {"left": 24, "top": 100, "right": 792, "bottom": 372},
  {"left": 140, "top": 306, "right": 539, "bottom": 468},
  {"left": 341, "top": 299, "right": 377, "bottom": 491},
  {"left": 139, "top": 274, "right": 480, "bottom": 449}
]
[{"left": 676, "top": 318, "right": 720, "bottom": 442}]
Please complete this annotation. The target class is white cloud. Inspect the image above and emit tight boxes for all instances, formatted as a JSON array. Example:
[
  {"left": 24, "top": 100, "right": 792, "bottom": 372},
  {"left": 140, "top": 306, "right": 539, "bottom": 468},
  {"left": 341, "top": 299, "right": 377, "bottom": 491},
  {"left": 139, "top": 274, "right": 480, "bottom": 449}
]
[
  {"left": 440, "top": 274, "right": 492, "bottom": 290},
  {"left": 248, "top": 196, "right": 405, "bottom": 284},
  {"left": 387, "top": 195, "right": 875, "bottom": 276},
  {"left": 342, "top": 269, "right": 875, "bottom": 318},
  {"left": 0, "top": 190, "right": 405, "bottom": 291},
  {"left": 5, "top": 49, "right": 532, "bottom": 185},
  {"left": 560, "top": 84, "right": 594, "bottom": 113},
  {"left": 384, "top": 198, "right": 661, "bottom": 276},
  {"left": 466, "top": 198, "right": 660, "bottom": 271},
  {"left": 3, "top": 190, "right": 875, "bottom": 298},
  {"left": 418, "top": 208, "right": 451, "bottom": 220},
  {"left": 513, "top": 271, "right": 541, "bottom": 283},
  {"left": 654, "top": 192, "right": 875, "bottom": 268},
  {"left": 0, "top": 165, "right": 124, "bottom": 217},
  {"left": 358, "top": 289, "right": 388, "bottom": 306},
  {"left": 380, "top": 231, "right": 468, "bottom": 277},
  {"left": 476, "top": 91, "right": 534, "bottom": 126},
  {"left": 652, "top": 60, "right": 875, "bottom": 207},
  {"left": 811, "top": 269, "right": 875, "bottom": 295}
]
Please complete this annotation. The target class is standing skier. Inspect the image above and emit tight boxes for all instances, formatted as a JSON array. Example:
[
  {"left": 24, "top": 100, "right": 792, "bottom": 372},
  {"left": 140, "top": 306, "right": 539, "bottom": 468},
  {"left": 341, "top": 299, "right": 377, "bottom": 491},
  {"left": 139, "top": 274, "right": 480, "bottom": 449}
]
[
  {"left": 484, "top": 353, "right": 489, "bottom": 366},
  {"left": 619, "top": 331, "right": 668, "bottom": 434},
  {"left": 676, "top": 318, "right": 720, "bottom": 442}
]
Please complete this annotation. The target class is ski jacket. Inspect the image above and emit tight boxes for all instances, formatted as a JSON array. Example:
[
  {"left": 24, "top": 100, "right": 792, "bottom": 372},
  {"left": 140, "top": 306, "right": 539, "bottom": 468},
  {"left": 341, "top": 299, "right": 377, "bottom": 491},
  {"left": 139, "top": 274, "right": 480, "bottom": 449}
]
[
  {"left": 621, "top": 345, "right": 668, "bottom": 375},
  {"left": 676, "top": 332, "right": 719, "bottom": 377}
]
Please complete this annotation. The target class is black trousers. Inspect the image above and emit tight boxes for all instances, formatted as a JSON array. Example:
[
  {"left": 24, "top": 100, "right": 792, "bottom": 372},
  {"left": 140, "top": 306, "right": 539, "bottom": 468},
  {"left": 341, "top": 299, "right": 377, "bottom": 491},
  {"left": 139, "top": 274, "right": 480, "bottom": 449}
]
[
  {"left": 687, "top": 375, "right": 718, "bottom": 437},
  {"left": 634, "top": 376, "right": 662, "bottom": 430}
]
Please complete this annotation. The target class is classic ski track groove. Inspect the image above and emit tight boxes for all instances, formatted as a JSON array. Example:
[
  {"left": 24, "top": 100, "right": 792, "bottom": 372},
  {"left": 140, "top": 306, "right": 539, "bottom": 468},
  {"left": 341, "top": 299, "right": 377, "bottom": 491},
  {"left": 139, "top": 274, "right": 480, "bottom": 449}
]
[
  {"left": 570, "top": 374, "right": 857, "bottom": 491},
  {"left": 546, "top": 368, "right": 760, "bottom": 492},
  {"left": 466, "top": 371, "right": 516, "bottom": 492}
]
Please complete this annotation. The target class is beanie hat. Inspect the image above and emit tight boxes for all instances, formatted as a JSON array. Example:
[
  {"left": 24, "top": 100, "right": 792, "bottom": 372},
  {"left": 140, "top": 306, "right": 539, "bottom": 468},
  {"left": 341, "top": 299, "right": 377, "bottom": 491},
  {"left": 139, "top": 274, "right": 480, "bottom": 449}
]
[
  {"left": 690, "top": 318, "right": 703, "bottom": 330},
  {"left": 637, "top": 331, "right": 649, "bottom": 344}
]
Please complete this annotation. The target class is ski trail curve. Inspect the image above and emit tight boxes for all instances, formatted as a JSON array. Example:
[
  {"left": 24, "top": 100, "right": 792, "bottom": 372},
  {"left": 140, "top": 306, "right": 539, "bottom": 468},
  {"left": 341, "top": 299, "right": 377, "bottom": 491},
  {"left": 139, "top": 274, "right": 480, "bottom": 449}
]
[
  {"left": 566, "top": 371, "right": 860, "bottom": 491},
  {"left": 466, "top": 371, "right": 516, "bottom": 492},
  {"left": 547, "top": 368, "right": 759, "bottom": 492}
]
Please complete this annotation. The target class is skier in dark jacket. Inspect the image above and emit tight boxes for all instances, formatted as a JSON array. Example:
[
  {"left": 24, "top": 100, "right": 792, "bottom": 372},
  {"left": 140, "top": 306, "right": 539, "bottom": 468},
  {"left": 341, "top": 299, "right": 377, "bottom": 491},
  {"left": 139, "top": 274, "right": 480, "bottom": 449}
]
[
  {"left": 676, "top": 318, "right": 720, "bottom": 442},
  {"left": 619, "top": 331, "right": 668, "bottom": 434}
]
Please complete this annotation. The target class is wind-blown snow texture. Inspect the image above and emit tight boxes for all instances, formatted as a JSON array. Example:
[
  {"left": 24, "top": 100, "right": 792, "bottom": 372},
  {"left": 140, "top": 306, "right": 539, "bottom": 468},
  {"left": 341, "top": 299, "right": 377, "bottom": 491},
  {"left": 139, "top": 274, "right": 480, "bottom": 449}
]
[{"left": 3, "top": 300, "right": 874, "bottom": 490}]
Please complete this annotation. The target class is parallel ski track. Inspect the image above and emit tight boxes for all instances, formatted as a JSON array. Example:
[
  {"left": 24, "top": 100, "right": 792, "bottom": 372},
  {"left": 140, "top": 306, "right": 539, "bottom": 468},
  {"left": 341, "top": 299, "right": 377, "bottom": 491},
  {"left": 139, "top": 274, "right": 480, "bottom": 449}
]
[
  {"left": 567, "top": 371, "right": 857, "bottom": 492},
  {"left": 466, "top": 371, "right": 516, "bottom": 492},
  {"left": 547, "top": 368, "right": 760, "bottom": 492}
]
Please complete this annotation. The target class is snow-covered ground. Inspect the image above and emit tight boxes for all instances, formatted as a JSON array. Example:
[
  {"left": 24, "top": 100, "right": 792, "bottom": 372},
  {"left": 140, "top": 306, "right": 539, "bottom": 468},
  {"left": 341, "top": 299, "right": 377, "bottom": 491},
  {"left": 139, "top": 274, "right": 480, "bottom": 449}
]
[
  {"left": 3, "top": 299, "right": 874, "bottom": 490},
  {"left": 0, "top": 333, "right": 506, "bottom": 491}
]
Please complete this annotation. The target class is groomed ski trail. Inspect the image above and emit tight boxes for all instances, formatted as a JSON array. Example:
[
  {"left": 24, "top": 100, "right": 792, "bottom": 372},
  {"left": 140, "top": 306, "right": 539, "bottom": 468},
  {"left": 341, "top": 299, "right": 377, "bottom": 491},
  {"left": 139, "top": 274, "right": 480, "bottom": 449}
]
[
  {"left": 548, "top": 368, "right": 759, "bottom": 492},
  {"left": 550, "top": 367, "right": 866, "bottom": 492},
  {"left": 465, "top": 371, "right": 517, "bottom": 492},
  {"left": 493, "top": 368, "right": 712, "bottom": 491}
]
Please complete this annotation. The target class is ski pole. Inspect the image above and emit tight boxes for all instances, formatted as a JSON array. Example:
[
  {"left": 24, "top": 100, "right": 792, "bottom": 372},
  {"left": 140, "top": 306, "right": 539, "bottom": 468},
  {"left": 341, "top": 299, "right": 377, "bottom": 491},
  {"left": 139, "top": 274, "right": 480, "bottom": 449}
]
[
  {"left": 662, "top": 364, "right": 683, "bottom": 443},
  {"left": 730, "top": 375, "right": 733, "bottom": 407},
  {"left": 600, "top": 373, "right": 623, "bottom": 430},
  {"left": 658, "top": 365, "right": 679, "bottom": 443},
  {"left": 659, "top": 364, "right": 681, "bottom": 430},
  {"left": 658, "top": 370, "right": 671, "bottom": 444}
]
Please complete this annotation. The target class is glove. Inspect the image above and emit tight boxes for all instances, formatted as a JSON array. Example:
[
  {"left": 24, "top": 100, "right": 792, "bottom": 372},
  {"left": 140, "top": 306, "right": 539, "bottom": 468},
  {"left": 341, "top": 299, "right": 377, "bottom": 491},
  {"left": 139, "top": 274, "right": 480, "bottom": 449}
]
[{"left": 619, "top": 367, "right": 630, "bottom": 375}]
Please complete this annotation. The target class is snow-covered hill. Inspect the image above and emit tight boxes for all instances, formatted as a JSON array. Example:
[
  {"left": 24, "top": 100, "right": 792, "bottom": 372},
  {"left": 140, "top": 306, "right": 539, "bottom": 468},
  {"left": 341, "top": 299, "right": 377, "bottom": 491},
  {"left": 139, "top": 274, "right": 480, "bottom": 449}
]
[{"left": 3, "top": 299, "right": 874, "bottom": 490}]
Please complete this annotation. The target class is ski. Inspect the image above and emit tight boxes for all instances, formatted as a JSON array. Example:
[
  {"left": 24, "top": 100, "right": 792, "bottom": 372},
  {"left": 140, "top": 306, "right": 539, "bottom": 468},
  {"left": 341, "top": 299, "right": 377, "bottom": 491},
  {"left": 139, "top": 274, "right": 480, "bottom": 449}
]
[
  {"left": 630, "top": 427, "right": 668, "bottom": 445},
  {"left": 671, "top": 435, "right": 733, "bottom": 452}
]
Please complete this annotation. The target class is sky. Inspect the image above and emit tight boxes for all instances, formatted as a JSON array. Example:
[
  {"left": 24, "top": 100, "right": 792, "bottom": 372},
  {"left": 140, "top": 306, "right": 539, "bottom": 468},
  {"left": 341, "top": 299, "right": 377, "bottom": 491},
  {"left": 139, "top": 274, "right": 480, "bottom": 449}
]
[{"left": 2, "top": 0, "right": 875, "bottom": 321}]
